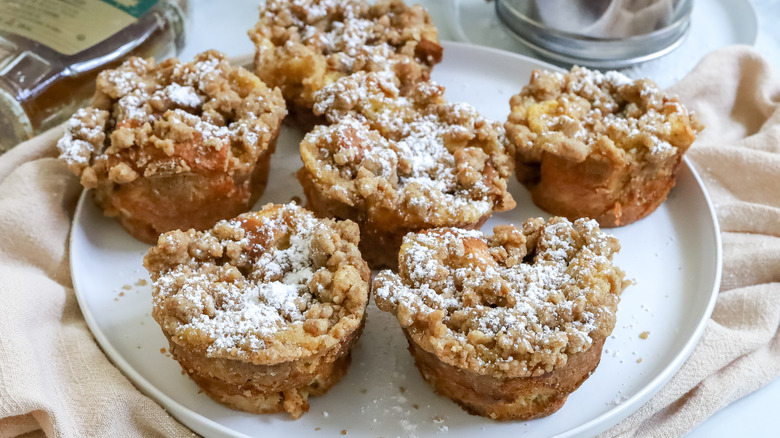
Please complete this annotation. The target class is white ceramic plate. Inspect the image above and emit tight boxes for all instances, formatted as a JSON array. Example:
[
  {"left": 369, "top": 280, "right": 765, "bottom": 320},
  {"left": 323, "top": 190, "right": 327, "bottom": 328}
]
[{"left": 70, "top": 42, "right": 722, "bottom": 438}]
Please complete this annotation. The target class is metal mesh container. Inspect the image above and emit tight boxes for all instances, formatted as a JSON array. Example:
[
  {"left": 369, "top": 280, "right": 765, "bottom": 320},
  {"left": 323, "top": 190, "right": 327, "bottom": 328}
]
[{"left": 495, "top": 0, "right": 694, "bottom": 67}]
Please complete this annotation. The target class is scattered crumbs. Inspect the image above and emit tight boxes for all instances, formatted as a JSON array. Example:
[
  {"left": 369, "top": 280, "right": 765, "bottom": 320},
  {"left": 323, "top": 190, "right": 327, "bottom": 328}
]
[
  {"left": 197, "top": 389, "right": 203, "bottom": 394},
  {"left": 119, "top": 292, "right": 125, "bottom": 297},
  {"left": 136, "top": 279, "right": 148, "bottom": 286},
  {"left": 136, "top": 345, "right": 141, "bottom": 349},
  {"left": 412, "top": 404, "right": 419, "bottom": 410},
  {"left": 637, "top": 357, "right": 643, "bottom": 363},
  {"left": 122, "top": 284, "right": 132, "bottom": 290},
  {"left": 315, "top": 427, "right": 321, "bottom": 432},
  {"left": 181, "top": 370, "right": 186, "bottom": 375},
  {"left": 322, "top": 411, "right": 329, "bottom": 418},
  {"left": 160, "top": 348, "right": 167, "bottom": 354},
  {"left": 433, "top": 416, "right": 448, "bottom": 432},
  {"left": 639, "top": 331, "right": 650, "bottom": 340},
  {"left": 610, "top": 393, "right": 629, "bottom": 405},
  {"left": 113, "top": 297, "right": 119, "bottom": 301},
  {"left": 360, "top": 388, "right": 367, "bottom": 394},
  {"left": 340, "top": 430, "right": 347, "bottom": 435},
  {"left": 399, "top": 386, "right": 406, "bottom": 394}
]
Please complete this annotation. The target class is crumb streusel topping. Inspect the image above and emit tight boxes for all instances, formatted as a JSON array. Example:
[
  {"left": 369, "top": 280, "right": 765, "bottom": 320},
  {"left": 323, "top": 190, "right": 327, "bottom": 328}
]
[
  {"left": 57, "top": 50, "right": 286, "bottom": 188},
  {"left": 145, "top": 203, "right": 369, "bottom": 364},
  {"left": 249, "top": 0, "right": 441, "bottom": 109},
  {"left": 374, "top": 217, "right": 625, "bottom": 377},
  {"left": 506, "top": 66, "right": 702, "bottom": 166},
  {"left": 301, "top": 71, "right": 515, "bottom": 225}
]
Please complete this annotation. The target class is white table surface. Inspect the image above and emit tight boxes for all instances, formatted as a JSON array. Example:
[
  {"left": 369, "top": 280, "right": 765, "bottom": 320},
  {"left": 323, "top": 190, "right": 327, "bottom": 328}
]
[{"left": 180, "top": 1, "right": 780, "bottom": 437}]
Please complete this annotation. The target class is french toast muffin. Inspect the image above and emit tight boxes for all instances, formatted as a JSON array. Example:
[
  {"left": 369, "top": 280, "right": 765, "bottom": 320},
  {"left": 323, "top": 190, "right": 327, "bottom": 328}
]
[
  {"left": 249, "top": 0, "right": 442, "bottom": 128},
  {"left": 298, "top": 71, "right": 515, "bottom": 268},
  {"left": 57, "top": 50, "right": 286, "bottom": 243},
  {"left": 505, "top": 67, "right": 703, "bottom": 227},
  {"left": 144, "top": 203, "right": 370, "bottom": 419},
  {"left": 374, "top": 217, "right": 626, "bottom": 420}
]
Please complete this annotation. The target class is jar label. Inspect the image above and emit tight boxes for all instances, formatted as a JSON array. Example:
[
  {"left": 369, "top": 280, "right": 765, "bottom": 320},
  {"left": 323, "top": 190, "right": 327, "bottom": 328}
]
[{"left": 0, "top": 0, "right": 157, "bottom": 56}]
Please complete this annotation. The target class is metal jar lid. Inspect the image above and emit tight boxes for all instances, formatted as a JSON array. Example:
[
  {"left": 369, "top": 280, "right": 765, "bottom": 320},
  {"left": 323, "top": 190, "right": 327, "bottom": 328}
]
[{"left": 495, "top": 0, "right": 694, "bottom": 68}]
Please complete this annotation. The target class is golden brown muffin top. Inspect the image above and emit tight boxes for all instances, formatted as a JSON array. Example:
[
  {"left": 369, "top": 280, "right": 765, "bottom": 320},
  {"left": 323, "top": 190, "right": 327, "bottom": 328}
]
[
  {"left": 301, "top": 71, "right": 515, "bottom": 227},
  {"left": 374, "top": 217, "right": 626, "bottom": 378},
  {"left": 57, "top": 50, "right": 286, "bottom": 189},
  {"left": 144, "top": 203, "right": 370, "bottom": 365},
  {"left": 506, "top": 66, "right": 703, "bottom": 165},
  {"left": 249, "top": 0, "right": 441, "bottom": 109}
]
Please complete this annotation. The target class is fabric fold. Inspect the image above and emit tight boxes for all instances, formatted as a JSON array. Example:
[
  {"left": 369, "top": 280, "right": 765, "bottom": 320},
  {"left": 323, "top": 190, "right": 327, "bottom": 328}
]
[
  {"left": 0, "top": 134, "right": 192, "bottom": 437},
  {"left": 601, "top": 46, "right": 780, "bottom": 438}
]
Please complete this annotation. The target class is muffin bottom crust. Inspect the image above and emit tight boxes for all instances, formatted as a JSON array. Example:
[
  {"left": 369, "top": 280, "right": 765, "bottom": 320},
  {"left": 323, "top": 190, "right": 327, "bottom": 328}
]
[
  {"left": 166, "top": 316, "right": 365, "bottom": 419},
  {"left": 99, "top": 127, "right": 280, "bottom": 244},
  {"left": 404, "top": 330, "right": 606, "bottom": 421},
  {"left": 524, "top": 151, "right": 686, "bottom": 227}
]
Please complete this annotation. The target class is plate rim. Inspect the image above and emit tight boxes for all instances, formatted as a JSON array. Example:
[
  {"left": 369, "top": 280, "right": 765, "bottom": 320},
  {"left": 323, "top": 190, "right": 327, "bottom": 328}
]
[
  {"left": 559, "top": 155, "right": 723, "bottom": 437},
  {"left": 69, "top": 41, "right": 723, "bottom": 438},
  {"left": 69, "top": 192, "right": 246, "bottom": 438}
]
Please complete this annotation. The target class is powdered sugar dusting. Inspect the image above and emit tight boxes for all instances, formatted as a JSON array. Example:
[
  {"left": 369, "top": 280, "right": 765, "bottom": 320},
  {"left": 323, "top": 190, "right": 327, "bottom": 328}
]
[
  {"left": 260, "top": 0, "right": 402, "bottom": 75},
  {"left": 375, "top": 218, "right": 625, "bottom": 375},
  {"left": 153, "top": 205, "right": 324, "bottom": 356},
  {"left": 56, "top": 108, "right": 107, "bottom": 167},
  {"left": 308, "top": 72, "right": 509, "bottom": 220},
  {"left": 162, "top": 83, "right": 202, "bottom": 108},
  {"left": 57, "top": 51, "right": 284, "bottom": 178},
  {"left": 526, "top": 66, "right": 695, "bottom": 159}
]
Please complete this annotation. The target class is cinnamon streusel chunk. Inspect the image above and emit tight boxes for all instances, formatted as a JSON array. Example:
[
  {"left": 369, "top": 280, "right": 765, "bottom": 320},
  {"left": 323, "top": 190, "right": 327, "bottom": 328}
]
[
  {"left": 144, "top": 203, "right": 370, "bottom": 419},
  {"left": 505, "top": 67, "right": 703, "bottom": 227},
  {"left": 374, "top": 217, "right": 626, "bottom": 420},
  {"left": 298, "top": 71, "right": 515, "bottom": 268},
  {"left": 249, "top": 0, "right": 442, "bottom": 127},
  {"left": 57, "top": 50, "right": 286, "bottom": 243}
]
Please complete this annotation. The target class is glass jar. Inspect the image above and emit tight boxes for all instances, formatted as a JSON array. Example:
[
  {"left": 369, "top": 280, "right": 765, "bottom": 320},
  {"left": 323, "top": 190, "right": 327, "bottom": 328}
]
[{"left": 0, "top": 0, "right": 188, "bottom": 153}]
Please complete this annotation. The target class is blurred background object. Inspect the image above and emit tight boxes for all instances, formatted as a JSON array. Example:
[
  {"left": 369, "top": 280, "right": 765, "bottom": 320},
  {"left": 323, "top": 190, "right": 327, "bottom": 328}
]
[
  {"left": 439, "top": 0, "right": 764, "bottom": 88},
  {"left": 494, "top": 0, "right": 694, "bottom": 67}
]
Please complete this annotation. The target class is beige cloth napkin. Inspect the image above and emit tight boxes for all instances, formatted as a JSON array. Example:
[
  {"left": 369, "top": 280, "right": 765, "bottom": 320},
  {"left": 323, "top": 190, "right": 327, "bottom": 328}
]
[
  {"left": 601, "top": 45, "right": 780, "bottom": 437},
  {"left": 0, "top": 45, "right": 777, "bottom": 437}
]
